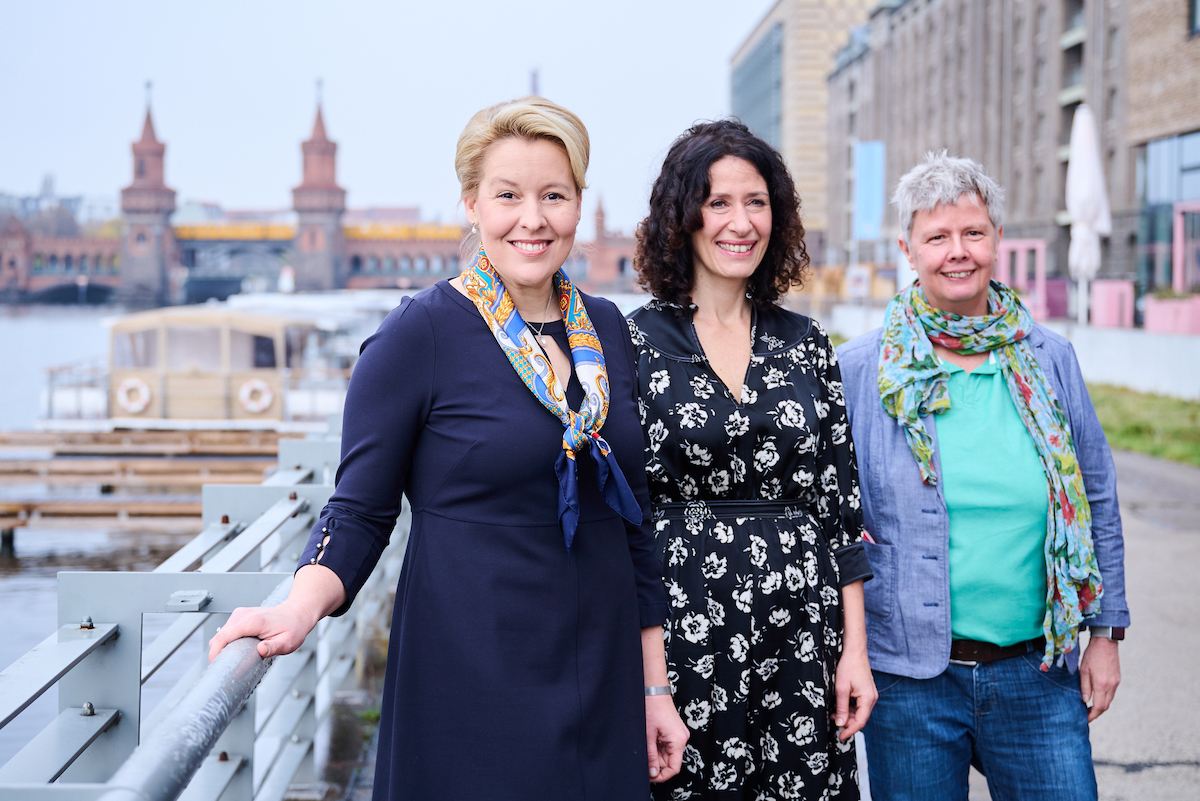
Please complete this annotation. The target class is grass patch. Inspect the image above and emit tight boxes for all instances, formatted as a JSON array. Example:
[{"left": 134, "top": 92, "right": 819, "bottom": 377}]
[{"left": 1087, "top": 384, "right": 1200, "bottom": 467}]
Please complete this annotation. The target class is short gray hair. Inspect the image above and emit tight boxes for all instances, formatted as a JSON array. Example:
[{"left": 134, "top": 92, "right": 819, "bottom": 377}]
[{"left": 892, "top": 151, "right": 1005, "bottom": 244}]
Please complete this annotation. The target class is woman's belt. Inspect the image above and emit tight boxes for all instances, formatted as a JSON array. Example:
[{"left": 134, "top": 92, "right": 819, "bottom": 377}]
[
  {"left": 654, "top": 499, "right": 809, "bottom": 520},
  {"left": 949, "top": 637, "right": 1045, "bottom": 665}
]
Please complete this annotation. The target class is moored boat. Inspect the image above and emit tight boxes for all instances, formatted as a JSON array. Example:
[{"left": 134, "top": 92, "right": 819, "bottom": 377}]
[{"left": 40, "top": 290, "right": 416, "bottom": 432}]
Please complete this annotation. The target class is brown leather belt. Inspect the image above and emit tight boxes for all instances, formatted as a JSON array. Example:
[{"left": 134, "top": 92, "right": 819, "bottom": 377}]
[{"left": 949, "top": 637, "right": 1042, "bottom": 664}]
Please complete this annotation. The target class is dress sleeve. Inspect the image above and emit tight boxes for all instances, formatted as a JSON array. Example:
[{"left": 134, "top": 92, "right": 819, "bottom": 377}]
[
  {"left": 297, "top": 297, "right": 435, "bottom": 616},
  {"left": 615, "top": 311, "right": 669, "bottom": 628},
  {"left": 813, "top": 324, "right": 872, "bottom": 586}
]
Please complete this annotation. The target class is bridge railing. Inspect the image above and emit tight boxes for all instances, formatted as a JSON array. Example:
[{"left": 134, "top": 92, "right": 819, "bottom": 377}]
[{"left": 0, "top": 432, "right": 407, "bottom": 801}]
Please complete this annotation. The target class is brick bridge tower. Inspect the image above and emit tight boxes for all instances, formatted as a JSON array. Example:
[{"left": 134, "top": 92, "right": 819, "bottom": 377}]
[
  {"left": 119, "top": 108, "right": 177, "bottom": 306},
  {"left": 291, "top": 105, "right": 346, "bottom": 291}
]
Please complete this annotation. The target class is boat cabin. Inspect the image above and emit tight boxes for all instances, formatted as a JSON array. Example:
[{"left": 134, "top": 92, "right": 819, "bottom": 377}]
[{"left": 108, "top": 307, "right": 328, "bottom": 422}]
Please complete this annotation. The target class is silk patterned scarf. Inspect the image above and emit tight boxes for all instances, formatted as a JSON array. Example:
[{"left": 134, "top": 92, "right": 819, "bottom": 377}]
[
  {"left": 878, "top": 280, "right": 1102, "bottom": 668},
  {"left": 461, "top": 247, "right": 641, "bottom": 549}
]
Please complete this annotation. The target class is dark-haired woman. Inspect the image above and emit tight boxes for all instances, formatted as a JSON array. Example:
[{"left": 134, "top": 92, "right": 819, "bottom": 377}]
[{"left": 628, "top": 120, "right": 876, "bottom": 799}]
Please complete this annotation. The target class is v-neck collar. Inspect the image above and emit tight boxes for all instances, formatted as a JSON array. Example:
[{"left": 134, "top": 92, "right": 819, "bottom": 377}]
[{"left": 630, "top": 299, "right": 814, "bottom": 361}]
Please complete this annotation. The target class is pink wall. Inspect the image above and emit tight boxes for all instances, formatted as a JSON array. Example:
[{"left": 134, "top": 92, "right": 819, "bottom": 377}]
[
  {"left": 996, "top": 239, "right": 1047, "bottom": 321},
  {"left": 1173, "top": 200, "right": 1200, "bottom": 294},
  {"left": 1144, "top": 294, "right": 1200, "bottom": 334},
  {"left": 1090, "top": 279, "right": 1136, "bottom": 328}
]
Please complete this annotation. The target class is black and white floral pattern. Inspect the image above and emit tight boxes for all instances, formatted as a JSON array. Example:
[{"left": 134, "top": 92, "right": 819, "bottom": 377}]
[{"left": 629, "top": 300, "right": 864, "bottom": 801}]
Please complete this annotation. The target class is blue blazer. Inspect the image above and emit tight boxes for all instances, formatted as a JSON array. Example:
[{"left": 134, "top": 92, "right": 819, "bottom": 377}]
[{"left": 837, "top": 324, "right": 1130, "bottom": 678}]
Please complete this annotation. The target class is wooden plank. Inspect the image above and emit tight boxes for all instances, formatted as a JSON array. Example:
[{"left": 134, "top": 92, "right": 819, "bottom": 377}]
[
  {"left": 0, "top": 499, "right": 203, "bottom": 517},
  {"left": 0, "top": 473, "right": 267, "bottom": 487},
  {"left": 0, "top": 430, "right": 303, "bottom": 457},
  {"left": 0, "top": 457, "right": 275, "bottom": 475}
]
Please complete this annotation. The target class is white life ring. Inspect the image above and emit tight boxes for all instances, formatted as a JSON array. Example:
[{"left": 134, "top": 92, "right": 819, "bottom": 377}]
[
  {"left": 238, "top": 379, "right": 274, "bottom": 414},
  {"left": 115, "top": 377, "right": 151, "bottom": 415}
]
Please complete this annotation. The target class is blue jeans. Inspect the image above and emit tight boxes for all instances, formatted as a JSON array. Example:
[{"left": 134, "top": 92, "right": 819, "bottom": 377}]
[{"left": 863, "top": 650, "right": 1097, "bottom": 801}]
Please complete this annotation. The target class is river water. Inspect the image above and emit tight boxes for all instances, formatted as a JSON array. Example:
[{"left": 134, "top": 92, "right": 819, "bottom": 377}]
[
  {"left": 0, "top": 305, "right": 205, "bottom": 766},
  {"left": 0, "top": 304, "right": 113, "bottom": 431}
]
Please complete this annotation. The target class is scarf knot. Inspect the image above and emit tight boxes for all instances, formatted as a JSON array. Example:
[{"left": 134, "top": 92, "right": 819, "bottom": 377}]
[
  {"left": 564, "top": 411, "right": 592, "bottom": 456},
  {"left": 878, "top": 280, "right": 1102, "bottom": 668},
  {"left": 462, "top": 248, "right": 642, "bottom": 549}
]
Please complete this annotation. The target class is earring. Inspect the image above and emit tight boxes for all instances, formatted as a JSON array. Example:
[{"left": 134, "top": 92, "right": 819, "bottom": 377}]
[{"left": 470, "top": 222, "right": 477, "bottom": 235}]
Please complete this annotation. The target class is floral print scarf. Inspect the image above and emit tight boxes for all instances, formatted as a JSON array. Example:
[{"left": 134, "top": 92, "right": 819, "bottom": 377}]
[
  {"left": 461, "top": 248, "right": 641, "bottom": 549},
  {"left": 878, "top": 280, "right": 1102, "bottom": 668}
]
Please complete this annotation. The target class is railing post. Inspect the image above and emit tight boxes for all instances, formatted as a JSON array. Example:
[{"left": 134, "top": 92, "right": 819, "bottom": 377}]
[{"left": 54, "top": 578, "right": 144, "bottom": 783}]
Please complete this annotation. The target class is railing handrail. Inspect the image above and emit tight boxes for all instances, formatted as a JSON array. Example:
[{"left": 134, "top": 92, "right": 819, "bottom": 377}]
[
  {"left": 99, "top": 580, "right": 291, "bottom": 801},
  {"left": 0, "top": 428, "right": 405, "bottom": 801}
]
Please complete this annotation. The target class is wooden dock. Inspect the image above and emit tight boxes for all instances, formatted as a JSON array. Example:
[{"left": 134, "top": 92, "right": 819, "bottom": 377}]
[
  {"left": 0, "top": 497, "right": 203, "bottom": 522},
  {"left": 0, "top": 429, "right": 300, "bottom": 539},
  {"left": 0, "top": 429, "right": 303, "bottom": 456},
  {"left": 0, "top": 457, "right": 272, "bottom": 487}
]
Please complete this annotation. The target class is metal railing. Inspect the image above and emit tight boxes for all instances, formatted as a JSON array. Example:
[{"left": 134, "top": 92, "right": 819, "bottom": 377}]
[{"left": 0, "top": 430, "right": 407, "bottom": 801}]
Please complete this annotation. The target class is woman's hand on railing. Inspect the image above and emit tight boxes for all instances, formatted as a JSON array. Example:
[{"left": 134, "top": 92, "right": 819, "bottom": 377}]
[
  {"left": 207, "top": 603, "right": 315, "bottom": 662},
  {"left": 207, "top": 564, "right": 347, "bottom": 663}
]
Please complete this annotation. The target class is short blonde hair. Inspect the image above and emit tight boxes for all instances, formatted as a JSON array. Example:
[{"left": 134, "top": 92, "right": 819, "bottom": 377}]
[{"left": 454, "top": 96, "right": 590, "bottom": 201}]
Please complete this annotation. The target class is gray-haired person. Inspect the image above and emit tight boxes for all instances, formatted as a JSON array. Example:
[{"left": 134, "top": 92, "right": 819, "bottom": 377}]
[{"left": 836, "top": 152, "right": 1127, "bottom": 801}]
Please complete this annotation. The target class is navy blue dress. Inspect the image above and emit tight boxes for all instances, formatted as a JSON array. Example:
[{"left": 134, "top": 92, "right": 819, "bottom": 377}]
[{"left": 299, "top": 281, "right": 668, "bottom": 800}]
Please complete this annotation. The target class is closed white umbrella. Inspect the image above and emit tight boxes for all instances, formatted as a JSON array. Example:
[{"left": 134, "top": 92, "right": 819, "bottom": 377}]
[{"left": 1066, "top": 103, "right": 1112, "bottom": 325}]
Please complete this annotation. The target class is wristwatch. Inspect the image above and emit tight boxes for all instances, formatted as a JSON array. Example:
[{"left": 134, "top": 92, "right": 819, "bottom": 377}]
[{"left": 1088, "top": 626, "right": 1125, "bottom": 641}]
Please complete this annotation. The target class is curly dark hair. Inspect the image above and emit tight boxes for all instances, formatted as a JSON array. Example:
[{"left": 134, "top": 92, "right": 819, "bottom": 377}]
[{"left": 634, "top": 119, "right": 809, "bottom": 307}]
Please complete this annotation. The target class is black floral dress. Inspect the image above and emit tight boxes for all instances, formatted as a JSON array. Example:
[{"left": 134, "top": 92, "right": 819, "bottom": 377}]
[{"left": 628, "top": 301, "right": 871, "bottom": 801}]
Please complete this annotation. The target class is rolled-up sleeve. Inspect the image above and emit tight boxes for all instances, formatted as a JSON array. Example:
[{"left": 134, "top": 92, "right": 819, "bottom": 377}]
[{"left": 297, "top": 298, "right": 434, "bottom": 616}]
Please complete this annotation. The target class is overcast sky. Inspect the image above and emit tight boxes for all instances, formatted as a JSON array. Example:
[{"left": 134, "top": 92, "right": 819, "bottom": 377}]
[{"left": 1, "top": 0, "right": 777, "bottom": 240}]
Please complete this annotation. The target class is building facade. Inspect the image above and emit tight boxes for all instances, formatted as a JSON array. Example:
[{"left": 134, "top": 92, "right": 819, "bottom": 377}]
[
  {"left": 582, "top": 200, "right": 637, "bottom": 292},
  {"left": 1127, "top": 0, "right": 1200, "bottom": 296},
  {"left": 826, "top": 0, "right": 1140, "bottom": 291},
  {"left": 731, "top": 0, "right": 879, "bottom": 263}
]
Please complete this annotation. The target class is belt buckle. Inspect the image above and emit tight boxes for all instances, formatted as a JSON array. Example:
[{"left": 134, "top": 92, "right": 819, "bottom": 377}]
[{"left": 948, "top": 657, "right": 978, "bottom": 667}]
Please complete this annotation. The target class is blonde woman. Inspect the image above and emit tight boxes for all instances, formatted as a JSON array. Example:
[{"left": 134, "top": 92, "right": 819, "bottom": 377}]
[{"left": 210, "top": 97, "right": 687, "bottom": 799}]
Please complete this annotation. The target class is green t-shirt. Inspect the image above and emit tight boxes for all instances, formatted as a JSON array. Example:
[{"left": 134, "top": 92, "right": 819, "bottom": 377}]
[{"left": 938, "top": 353, "right": 1048, "bottom": 647}]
